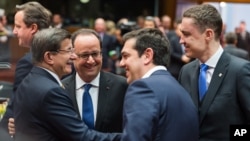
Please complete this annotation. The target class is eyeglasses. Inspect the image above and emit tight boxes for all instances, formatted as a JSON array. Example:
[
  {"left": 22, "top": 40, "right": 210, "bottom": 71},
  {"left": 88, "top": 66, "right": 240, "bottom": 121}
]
[
  {"left": 77, "top": 51, "right": 102, "bottom": 60},
  {"left": 56, "top": 48, "right": 75, "bottom": 54}
]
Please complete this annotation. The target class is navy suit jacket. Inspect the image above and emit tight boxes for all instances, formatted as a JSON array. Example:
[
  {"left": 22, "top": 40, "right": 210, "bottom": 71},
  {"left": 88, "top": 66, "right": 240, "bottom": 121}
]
[
  {"left": 179, "top": 52, "right": 250, "bottom": 141},
  {"left": 13, "top": 66, "right": 121, "bottom": 141},
  {"left": 0, "top": 53, "right": 32, "bottom": 141},
  {"left": 121, "top": 70, "right": 199, "bottom": 141},
  {"left": 62, "top": 71, "right": 128, "bottom": 132}
]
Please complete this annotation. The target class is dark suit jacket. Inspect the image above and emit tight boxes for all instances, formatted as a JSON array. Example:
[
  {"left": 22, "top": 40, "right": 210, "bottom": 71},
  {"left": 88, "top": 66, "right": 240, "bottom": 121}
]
[
  {"left": 101, "top": 33, "right": 116, "bottom": 71},
  {"left": 0, "top": 52, "right": 32, "bottom": 141},
  {"left": 179, "top": 52, "right": 250, "bottom": 141},
  {"left": 62, "top": 71, "right": 127, "bottom": 132},
  {"left": 13, "top": 66, "right": 121, "bottom": 141},
  {"left": 121, "top": 70, "right": 199, "bottom": 141},
  {"left": 168, "top": 34, "right": 186, "bottom": 79},
  {"left": 223, "top": 44, "right": 249, "bottom": 60},
  {"left": 236, "top": 32, "right": 250, "bottom": 54}
]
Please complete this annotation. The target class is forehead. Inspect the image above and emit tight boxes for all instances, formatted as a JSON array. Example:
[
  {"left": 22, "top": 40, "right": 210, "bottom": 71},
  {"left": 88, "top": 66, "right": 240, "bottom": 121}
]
[
  {"left": 180, "top": 18, "right": 197, "bottom": 31},
  {"left": 14, "top": 11, "right": 25, "bottom": 24},
  {"left": 60, "top": 38, "right": 72, "bottom": 48},
  {"left": 74, "top": 34, "right": 100, "bottom": 50},
  {"left": 122, "top": 38, "right": 136, "bottom": 52}
]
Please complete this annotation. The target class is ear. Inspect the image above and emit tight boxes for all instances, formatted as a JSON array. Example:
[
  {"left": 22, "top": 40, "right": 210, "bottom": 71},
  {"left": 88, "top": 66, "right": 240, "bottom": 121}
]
[
  {"left": 205, "top": 29, "right": 214, "bottom": 41},
  {"left": 143, "top": 48, "right": 154, "bottom": 65},
  {"left": 30, "top": 23, "right": 39, "bottom": 35},
  {"left": 44, "top": 51, "right": 55, "bottom": 65}
]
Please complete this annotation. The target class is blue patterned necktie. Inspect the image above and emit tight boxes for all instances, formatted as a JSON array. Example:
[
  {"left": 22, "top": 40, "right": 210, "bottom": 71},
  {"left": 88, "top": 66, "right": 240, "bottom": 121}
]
[
  {"left": 82, "top": 84, "right": 94, "bottom": 129},
  {"left": 199, "top": 64, "right": 209, "bottom": 101}
]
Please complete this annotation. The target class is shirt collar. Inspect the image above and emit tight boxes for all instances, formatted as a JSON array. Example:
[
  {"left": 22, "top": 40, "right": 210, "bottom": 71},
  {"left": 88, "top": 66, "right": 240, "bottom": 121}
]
[
  {"left": 142, "top": 66, "right": 167, "bottom": 78},
  {"left": 40, "top": 67, "right": 62, "bottom": 86},
  {"left": 76, "top": 72, "right": 100, "bottom": 89},
  {"left": 201, "top": 46, "right": 223, "bottom": 68}
]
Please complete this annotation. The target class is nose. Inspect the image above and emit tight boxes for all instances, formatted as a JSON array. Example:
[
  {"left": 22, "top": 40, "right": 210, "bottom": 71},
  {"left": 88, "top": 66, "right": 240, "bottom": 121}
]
[
  {"left": 86, "top": 55, "right": 95, "bottom": 63},
  {"left": 70, "top": 52, "right": 77, "bottom": 60},
  {"left": 179, "top": 36, "right": 184, "bottom": 44},
  {"left": 119, "top": 58, "right": 125, "bottom": 68}
]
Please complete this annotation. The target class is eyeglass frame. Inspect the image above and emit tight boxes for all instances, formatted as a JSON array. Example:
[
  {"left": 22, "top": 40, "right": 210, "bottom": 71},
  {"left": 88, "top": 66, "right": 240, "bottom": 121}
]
[
  {"left": 54, "top": 48, "right": 75, "bottom": 54},
  {"left": 76, "top": 51, "right": 102, "bottom": 60}
]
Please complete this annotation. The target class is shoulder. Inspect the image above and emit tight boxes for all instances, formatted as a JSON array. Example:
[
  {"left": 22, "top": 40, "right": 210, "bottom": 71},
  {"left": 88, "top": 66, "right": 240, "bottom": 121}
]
[{"left": 102, "top": 71, "right": 126, "bottom": 82}]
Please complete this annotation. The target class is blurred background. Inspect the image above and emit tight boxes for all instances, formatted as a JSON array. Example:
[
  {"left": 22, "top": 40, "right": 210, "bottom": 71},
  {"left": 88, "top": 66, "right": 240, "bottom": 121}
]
[{"left": 1, "top": 0, "right": 250, "bottom": 95}]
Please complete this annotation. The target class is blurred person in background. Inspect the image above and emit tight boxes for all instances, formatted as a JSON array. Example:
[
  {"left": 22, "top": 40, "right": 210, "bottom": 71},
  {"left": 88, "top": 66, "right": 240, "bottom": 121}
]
[
  {"left": 94, "top": 18, "right": 117, "bottom": 74},
  {"left": 0, "top": 9, "right": 13, "bottom": 63},
  {"left": 236, "top": 21, "right": 250, "bottom": 55},
  {"left": 224, "top": 32, "right": 249, "bottom": 60},
  {"left": 168, "top": 19, "right": 191, "bottom": 79}
]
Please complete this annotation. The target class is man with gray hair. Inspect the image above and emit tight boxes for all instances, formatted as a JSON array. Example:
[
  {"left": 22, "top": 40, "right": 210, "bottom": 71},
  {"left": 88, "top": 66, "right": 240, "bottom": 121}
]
[{"left": 12, "top": 28, "right": 120, "bottom": 141}]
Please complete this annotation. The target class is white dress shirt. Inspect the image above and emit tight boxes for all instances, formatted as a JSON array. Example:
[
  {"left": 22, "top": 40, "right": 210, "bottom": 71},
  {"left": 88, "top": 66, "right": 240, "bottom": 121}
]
[{"left": 75, "top": 72, "right": 100, "bottom": 125}]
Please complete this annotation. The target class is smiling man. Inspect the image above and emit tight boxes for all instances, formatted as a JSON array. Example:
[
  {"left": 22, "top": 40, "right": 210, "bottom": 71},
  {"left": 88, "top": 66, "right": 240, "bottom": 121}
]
[{"left": 119, "top": 28, "right": 199, "bottom": 141}]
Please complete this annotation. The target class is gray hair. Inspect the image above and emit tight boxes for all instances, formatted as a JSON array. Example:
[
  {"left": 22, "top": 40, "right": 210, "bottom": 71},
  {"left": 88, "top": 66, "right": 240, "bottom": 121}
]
[{"left": 31, "top": 28, "right": 71, "bottom": 63}]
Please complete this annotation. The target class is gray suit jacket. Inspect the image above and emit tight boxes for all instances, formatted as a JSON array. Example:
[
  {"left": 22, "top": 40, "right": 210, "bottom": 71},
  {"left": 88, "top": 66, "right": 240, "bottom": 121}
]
[
  {"left": 62, "top": 71, "right": 127, "bottom": 132},
  {"left": 179, "top": 52, "right": 250, "bottom": 141},
  {"left": 224, "top": 44, "right": 249, "bottom": 60}
]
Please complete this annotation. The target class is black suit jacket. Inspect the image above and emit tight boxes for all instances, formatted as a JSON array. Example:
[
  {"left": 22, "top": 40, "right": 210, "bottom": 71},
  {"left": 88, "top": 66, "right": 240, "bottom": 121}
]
[
  {"left": 0, "top": 52, "right": 32, "bottom": 141},
  {"left": 236, "top": 31, "right": 250, "bottom": 54},
  {"left": 168, "top": 34, "right": 186, "bottom": 79},
  {"left": 13, "top": 66, "right": 121, "bottom": 141},
  {"left": 62, "top": 71, "right": 127, "bottom": 132},
  {"left": 101, "top": 33, "right": 116, "bottom": 70},
  {"left": 223, "top": 44, "right": 249, "bottom": 60},
  {"left": 179, "top": 52, "right": 250, "bottom": 141}
]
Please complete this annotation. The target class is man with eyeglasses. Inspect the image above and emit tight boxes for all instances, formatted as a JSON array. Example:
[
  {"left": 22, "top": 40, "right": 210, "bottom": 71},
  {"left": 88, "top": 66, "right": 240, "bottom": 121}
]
[
  {"left": 62, "top": 28, "right": 128, "bottom": 133},
  {"left": 12, "top": 28, "right": 121, "bottom": 141}
]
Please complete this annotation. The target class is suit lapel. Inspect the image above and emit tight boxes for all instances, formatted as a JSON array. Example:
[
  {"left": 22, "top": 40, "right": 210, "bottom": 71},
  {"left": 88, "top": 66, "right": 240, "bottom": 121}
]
[
  {"left": 199, "top": 52, "right": 230, "bottom": 123},
  {"left": 95, "top": 71, "right": 110, "bottom": 129},
  {"left": 190, "top": 60, "right": 200, "bottom": 108},
  {"left": 62, "top": 74, "right": 81, "bottom": 119}
]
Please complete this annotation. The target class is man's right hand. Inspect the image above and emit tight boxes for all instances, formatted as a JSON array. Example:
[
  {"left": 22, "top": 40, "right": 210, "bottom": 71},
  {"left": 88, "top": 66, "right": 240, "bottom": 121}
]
[{"left": 8, "top": 118, "right": 15, "bottom": 136}]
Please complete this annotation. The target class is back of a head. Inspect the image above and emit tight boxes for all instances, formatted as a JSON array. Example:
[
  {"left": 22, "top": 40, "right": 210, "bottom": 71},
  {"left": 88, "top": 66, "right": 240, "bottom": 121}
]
[
  {"left": 15, "top": 1, "right": 52, "bottom": 30},
  {"left": 183, "top": 4, "right": 222, "bottom": 41},
  {"left": 225, "top": 32, "right": 237, "bottom": 44},
  {"left": 31, "top": 28, "right": 71, "bottom": 64},
  {"left": 123, "top": 28, "right": 170, "bottom": 67}
]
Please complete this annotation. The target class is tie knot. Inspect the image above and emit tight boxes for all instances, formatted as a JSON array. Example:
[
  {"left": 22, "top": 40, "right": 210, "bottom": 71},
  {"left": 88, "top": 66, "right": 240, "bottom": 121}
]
[
  {"left": 84, "top": 84, "right": 92, "bottom": 91},
  {"left": 200, "top": 64, "right": 209, "bottom": 71}
]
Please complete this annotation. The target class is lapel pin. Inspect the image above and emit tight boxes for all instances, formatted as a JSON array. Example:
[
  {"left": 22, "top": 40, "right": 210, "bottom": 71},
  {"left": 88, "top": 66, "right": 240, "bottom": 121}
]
[{"left": 219, "top": 73, "right": 222, "bottom": 77}]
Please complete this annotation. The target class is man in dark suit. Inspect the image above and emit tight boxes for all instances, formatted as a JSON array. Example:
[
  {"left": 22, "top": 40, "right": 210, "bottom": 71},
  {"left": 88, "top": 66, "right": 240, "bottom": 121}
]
[
  {"left": 119, "top": 28, "right": 199, "bottom": 141},
  {"left": 236, "top": 21, "right": 250, "bottom": 55},
  {"left": 224, "top": 32, "right": 249, "bottom": 60},
  {"left": 178, "top": 4, "right": 250, "bottom": 141},
  {"left": 94, "top": 18, "right": 117, "bottom": 73},
  {"left": 0, "top": 2, "right": 51, "bottom": 140},
  {"left": 168, "top": 19, "right": 191, "bottom": 79},
  {"left": 13, "top": 28, "right": 120, "bottom": 141},
  {"left": 62, "top": 28, "right": 127, "bottom": 132}
]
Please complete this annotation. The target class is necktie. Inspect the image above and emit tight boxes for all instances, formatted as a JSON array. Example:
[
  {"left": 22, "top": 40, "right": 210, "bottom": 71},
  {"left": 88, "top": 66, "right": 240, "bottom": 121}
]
[
  {"left": 199, "top": 64, "right": 209, "bottom": 101},
  {"left": 82, "top": 84, "right": 94, "bottom": 129}
]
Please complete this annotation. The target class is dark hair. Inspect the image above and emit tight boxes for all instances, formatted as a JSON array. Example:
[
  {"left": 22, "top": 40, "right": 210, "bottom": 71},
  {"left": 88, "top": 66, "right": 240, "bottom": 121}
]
[
  {"left": 71, "top": 28, "right": 102, "bottom": 49},
  {"left": 16, "top": 1, "right": 51, "bottom": 29},
  {"left": 123, "top": 28, "right": 170, "bottom": 67},
  {"left": 31, "top": 28, "right": 71, "bottom": 63},
  {"left": 183, "top": 4, "right": 223, "bottom": 40},
  {"left": 225, "top": 32, "right": 237, "bottom": 44}
]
